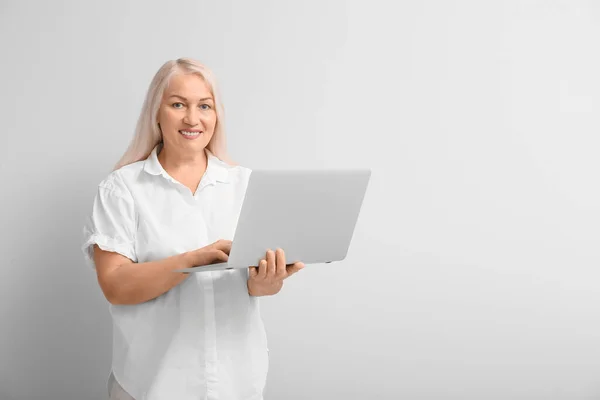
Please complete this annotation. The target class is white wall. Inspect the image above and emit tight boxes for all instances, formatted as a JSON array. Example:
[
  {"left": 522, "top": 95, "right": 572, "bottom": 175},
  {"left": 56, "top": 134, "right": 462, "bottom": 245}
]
[{"left": 1, "top": 1, "right": 599, "bottom": 399}]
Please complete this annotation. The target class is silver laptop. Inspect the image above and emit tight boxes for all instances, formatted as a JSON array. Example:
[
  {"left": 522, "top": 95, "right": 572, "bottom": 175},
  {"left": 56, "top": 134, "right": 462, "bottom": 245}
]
[{"left": 174, "top": 169, "right": 371, "bottom": 273}]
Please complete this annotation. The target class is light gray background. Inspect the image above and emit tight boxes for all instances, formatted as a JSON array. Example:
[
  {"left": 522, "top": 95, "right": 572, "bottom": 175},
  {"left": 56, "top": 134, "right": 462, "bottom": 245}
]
[{"left": 1, "top": 1, "right": 599, "bottom": 399}]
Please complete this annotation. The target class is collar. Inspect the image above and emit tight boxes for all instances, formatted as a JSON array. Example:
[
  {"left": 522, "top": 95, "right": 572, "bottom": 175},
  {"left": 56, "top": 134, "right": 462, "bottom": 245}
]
[{"left": 143, "top": 143, "right": 230, "bottom": 184}]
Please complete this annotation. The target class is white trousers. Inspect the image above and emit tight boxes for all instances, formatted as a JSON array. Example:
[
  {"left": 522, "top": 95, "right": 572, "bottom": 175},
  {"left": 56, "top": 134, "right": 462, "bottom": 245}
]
[{"left": 108, "top": 371, "right": 135, "bottom": 400}]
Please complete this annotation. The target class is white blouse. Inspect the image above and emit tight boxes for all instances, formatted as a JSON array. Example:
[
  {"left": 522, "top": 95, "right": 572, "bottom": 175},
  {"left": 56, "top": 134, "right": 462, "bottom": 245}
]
[{"left": 82, "top": 144, "right": 269, "bottom": 400}]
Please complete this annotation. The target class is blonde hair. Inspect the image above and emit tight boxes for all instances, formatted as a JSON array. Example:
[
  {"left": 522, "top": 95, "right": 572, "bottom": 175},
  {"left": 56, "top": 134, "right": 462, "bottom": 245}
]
[{"left": 114, "top": 58, "right": 235, "bottom": 171}]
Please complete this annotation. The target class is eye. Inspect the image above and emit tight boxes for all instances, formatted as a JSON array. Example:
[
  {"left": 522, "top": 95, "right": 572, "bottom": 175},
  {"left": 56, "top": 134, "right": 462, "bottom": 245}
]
[
  {"left": 199, "top": 104, "right": 212, "bottom": 110},
  {"left": 172, "top": 102, "right": 185, "bottom": 109}
]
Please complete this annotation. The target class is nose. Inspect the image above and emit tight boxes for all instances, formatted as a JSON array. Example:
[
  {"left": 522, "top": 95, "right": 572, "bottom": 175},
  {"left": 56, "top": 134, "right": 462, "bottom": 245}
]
[{"left": 183, "top": 108, "right": 200, "bottom": 126}]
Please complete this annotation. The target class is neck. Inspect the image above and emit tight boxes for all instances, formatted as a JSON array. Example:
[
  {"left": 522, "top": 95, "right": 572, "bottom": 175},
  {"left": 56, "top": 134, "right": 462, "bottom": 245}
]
[{"left": 157, "top": 143, "right": 208, "bottom": 181}]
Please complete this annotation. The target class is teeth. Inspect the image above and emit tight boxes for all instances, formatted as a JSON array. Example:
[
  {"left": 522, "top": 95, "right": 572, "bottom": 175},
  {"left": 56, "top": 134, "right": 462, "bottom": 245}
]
[{"left": 180, "top": 131, "right": 201, "bottom": 136}]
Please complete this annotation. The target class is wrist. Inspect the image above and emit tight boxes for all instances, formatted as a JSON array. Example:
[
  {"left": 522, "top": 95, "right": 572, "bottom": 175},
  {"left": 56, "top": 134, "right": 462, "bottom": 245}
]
[
  {"left": 177, "top": 251, "right": 194, "bottom": 270},
  {"left": 247, "top": 279, "right": 263, "bottom": 297}
]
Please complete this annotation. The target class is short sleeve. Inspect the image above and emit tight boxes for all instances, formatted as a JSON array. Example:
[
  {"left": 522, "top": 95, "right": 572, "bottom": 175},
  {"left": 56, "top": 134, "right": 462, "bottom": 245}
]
[{"left": 82, "top": 173, "right": 137, "bottom": 269}]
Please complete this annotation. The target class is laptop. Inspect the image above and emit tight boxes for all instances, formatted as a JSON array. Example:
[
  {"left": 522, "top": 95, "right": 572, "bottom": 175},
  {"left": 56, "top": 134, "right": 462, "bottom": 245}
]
[{"left": 173, "top": 168, "right": 371, "bottom": 273}]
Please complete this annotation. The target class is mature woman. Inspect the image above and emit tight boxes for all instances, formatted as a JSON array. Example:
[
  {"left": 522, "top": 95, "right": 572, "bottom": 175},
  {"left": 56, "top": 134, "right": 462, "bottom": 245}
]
[{"left": 82, "top": 58, "right": 304, "bottom": 400}]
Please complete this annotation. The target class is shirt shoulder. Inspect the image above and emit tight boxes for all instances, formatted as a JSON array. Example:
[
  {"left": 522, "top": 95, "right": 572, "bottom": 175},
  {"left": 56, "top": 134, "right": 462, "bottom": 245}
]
[
  {"left": 223, "top": 162, "right": 252, "bottom": 188},
  {"left": 96, "top": 160, "right": 145, "bottom": 199}
]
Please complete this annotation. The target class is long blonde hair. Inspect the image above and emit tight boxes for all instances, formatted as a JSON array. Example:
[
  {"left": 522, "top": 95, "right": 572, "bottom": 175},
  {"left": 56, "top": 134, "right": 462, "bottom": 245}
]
[{"left": 114, "top": 58, "right": 235, "bottom": 171}]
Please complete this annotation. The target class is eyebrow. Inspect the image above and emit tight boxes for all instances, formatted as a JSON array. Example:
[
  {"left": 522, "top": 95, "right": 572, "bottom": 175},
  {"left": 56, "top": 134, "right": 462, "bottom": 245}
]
[{"left": 168, "top": 95, "right": 214, "bottom": 102}]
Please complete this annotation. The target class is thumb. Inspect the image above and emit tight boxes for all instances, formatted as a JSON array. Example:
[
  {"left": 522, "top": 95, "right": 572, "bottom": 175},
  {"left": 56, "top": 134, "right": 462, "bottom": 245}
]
[{"left": 286, "top": 262, "right": 305, "bottom": 277}]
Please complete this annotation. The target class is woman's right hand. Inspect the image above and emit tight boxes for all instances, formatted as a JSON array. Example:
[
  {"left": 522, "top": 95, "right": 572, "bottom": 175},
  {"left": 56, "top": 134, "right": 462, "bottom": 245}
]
[{"left": 184, "top": 239, "right": 232, "bottom": 267}]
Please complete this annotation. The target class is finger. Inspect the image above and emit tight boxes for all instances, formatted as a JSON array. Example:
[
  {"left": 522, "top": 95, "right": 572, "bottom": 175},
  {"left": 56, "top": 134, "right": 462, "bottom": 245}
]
[
  {"left": 258, "top": 259, "right": 268, "bottom": 279},
  {"left": 214, "top": 239, "right": 232, "bottom": 255},
  {"left": 212, "top": 250, "right": 229, "bottom": 264},
  {"left": 266, "top": 249, "right": 276, "bottom": 278},
  {"left": 275, "top": 248, "right": 287, "bottom": 278},
  {"left": 248, "top": 266, "right": 258, "bottom": 278},
  {"left": 285, "top": 262, "right": 305, "bottom": 278}
]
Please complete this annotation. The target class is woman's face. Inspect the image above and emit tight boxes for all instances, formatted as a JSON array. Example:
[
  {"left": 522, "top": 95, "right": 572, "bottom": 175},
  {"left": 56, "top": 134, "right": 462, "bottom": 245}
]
[{"left": 157, "top": 73, "right": 217, "bottom": 154}]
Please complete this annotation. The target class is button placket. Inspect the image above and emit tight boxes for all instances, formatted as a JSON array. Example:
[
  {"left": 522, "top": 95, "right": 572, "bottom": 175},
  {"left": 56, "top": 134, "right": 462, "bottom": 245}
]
[{"left": 194, "top": 182, "right": 220, "bottom": 393}]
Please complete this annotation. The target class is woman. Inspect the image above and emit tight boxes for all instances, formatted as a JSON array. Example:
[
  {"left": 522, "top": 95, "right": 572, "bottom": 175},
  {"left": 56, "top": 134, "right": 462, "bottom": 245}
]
[{"left": 82, "top": 58, "right": 305, "bottom": 400}]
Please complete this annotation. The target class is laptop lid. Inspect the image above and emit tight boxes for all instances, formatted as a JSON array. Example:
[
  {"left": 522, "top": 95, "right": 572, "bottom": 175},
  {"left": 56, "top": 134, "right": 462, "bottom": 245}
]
[{"left": 174, "top": 169, "right": 371, "bottom": 273}]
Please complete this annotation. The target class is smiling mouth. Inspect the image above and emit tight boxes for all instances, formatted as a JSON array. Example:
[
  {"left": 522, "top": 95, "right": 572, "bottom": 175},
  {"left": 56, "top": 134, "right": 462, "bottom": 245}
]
[{"left": 179, "top": 130, "right": 202, "bottom": 137}]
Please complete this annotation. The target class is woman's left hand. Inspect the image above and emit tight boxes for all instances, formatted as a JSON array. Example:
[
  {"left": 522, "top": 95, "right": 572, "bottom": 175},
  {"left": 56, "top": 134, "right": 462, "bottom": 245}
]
[{"left": 248, "top": 248, "right": 304, "bottom": 296}]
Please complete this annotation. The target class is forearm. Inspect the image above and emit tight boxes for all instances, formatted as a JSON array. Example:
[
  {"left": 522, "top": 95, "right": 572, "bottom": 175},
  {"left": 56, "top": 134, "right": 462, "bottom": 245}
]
[{"left": 104, "top": 252, "right": 193, "bottom": 305}]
